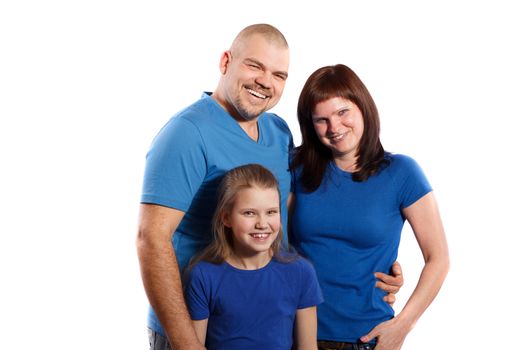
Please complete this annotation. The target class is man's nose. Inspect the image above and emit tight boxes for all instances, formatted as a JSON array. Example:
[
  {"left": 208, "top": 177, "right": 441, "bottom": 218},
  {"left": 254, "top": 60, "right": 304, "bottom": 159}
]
[{"left": 255, "top": 71, "right": 272, "bottom": 90}]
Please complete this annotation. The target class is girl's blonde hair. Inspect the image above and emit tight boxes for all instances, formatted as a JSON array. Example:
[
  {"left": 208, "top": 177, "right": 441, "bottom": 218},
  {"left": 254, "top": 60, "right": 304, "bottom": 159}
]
[{"left": 190, "top": 164, "right": 286, "bottom": 266}]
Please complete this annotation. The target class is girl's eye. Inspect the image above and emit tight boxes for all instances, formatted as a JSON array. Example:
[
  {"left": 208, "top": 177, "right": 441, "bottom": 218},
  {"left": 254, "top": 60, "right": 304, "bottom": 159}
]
[
  {"left": 267, "top": 210, "right": 279, "bottom": 215},
  {"left": 243, "top": 211, "right": 255, "bottom": 216}
]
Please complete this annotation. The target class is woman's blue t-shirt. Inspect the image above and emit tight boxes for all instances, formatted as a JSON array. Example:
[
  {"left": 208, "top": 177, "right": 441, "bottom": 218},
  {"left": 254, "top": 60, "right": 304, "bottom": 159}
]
[{"left": 290, "top": 154, "right": 432, "bottom": 342}]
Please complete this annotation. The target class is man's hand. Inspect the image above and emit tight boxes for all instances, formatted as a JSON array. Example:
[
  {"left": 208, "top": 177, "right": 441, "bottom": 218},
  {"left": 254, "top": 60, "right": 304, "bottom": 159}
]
[{"left": 375, "top": 261, "right": 403, "bottom": 305}]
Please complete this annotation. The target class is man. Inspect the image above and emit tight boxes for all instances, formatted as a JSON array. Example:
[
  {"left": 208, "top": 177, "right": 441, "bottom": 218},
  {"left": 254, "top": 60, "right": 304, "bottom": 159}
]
[{"left": 137, "top": 24, "right": 402, "bottom": 350}]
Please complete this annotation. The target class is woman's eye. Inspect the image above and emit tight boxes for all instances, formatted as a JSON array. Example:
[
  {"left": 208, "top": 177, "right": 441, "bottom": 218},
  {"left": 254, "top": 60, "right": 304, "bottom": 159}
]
[{"left": 338, "top": 109, "right": 349, "bottom": 116}]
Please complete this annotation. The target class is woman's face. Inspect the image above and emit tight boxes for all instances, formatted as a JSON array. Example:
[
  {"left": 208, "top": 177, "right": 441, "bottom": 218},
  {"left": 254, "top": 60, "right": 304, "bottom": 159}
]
[{"left": 312, "top": 97, "right": 364, "bottom": 163}]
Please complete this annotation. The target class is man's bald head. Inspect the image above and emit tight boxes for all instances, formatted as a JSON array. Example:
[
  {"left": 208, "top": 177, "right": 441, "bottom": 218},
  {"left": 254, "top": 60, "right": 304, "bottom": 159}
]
[{"left": 230, "top": 23, "right": 288, "bottom": 55}]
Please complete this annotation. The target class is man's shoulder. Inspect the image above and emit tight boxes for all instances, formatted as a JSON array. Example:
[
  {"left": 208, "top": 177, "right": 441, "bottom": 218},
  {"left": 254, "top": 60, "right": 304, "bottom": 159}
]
[
  {"left": 260, "top": 112, "right": 292, "bottom": 139},
  {"left": 174, "top": 95, "right": 213, "bottom": 120},
  {"left": 262, "top": 112, "right": 289, "bottom": 127}
]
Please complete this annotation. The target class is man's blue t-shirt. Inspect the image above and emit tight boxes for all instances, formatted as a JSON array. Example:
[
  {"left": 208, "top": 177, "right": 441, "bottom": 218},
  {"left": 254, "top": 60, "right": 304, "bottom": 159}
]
[
  {"left": 290, "top": 154, "right": 432, "bottom": 342},
  {"left": 141, "top": 93, "right": 294, "bottom": 334},
  {"left": 184, "top": 257, "right": 323, "bottom": 350}
]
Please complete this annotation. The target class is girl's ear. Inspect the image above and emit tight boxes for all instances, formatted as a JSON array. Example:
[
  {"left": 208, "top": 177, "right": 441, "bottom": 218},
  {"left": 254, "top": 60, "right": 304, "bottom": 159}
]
[{"left": 222, "top": 211, "right": 232, "bottom": 228}]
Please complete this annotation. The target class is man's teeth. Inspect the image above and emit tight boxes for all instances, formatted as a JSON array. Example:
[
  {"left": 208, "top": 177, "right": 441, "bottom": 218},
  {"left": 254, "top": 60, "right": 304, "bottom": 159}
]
[{"left": 247, "top": 89, "right": 267, "bottom": 99}]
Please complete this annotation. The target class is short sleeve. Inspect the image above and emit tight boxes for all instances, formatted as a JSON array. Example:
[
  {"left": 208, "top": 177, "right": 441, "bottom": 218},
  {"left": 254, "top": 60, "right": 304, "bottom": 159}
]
[
  {"left": 141, "top": 116, "right": 207, "bottom": 211},
  {"left": 296, "top": 258, "right": 324, "bottom": 309},
  {"left": 393, "top": 155, "right": 433, "bottom": 209},
  {"left": 184, "top": 264, "right": 210, "bottom": 320}
]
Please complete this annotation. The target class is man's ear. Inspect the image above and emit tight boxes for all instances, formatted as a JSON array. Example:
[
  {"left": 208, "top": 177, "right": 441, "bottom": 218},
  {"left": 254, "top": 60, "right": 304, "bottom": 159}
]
[{"left": 219, "top": 50, "right": 232, "bottom": 75}]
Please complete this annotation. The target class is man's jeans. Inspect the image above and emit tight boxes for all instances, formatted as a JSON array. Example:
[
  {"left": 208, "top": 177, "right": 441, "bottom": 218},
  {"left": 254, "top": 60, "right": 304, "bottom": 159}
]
[{"left": 148, "top": 329, "right": 171, "bottom": 350}]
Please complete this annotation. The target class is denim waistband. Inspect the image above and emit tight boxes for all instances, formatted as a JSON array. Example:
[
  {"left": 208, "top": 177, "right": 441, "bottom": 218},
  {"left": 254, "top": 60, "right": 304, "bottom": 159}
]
[{"left": 317, "top": 340, "right": 375, "bottom": 350}]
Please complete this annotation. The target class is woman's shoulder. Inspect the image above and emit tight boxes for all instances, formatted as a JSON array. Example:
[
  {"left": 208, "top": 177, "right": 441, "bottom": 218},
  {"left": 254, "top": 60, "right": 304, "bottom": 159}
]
[{"left": 385, "top": 153, "right": 422, "bottom": 172}]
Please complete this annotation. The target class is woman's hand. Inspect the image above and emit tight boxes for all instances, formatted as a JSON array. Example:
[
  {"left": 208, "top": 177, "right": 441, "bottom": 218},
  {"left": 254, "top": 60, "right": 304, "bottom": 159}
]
[{"left": 360, "top": 316, "right": 411, "bottom": 350}]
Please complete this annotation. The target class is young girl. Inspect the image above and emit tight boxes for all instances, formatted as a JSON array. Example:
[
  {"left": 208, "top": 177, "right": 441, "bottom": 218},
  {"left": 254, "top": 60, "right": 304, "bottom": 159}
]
[{"left": 184, "top": 164, "right": 322, "bottom": 350}]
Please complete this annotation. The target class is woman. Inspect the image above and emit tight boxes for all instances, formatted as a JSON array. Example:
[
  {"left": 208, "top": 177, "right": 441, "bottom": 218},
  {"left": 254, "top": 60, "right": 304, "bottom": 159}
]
[{"left": 290, "top": 64, "right": 449, "bottom": 350}]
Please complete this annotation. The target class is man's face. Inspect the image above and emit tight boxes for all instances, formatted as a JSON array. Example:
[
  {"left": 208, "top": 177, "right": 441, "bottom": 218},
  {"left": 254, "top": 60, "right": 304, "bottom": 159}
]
[{"left": 220, "top": 35, "right": 289, "bottom": 121}]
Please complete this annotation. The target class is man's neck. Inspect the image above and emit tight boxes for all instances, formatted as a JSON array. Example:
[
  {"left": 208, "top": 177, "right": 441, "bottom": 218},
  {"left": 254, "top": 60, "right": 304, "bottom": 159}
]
[
  {"left": 210, "top": 91, "right": 260, "bottom": 142},
  {"left": 237, "top": 119, "right": 259, "bottom": 141}
]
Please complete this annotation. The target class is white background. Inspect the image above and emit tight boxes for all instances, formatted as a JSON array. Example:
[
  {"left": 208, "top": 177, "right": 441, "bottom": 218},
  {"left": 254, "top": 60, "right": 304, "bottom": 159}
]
[{"left": 1, "top": 1, "right": 523, "bottom": 349}]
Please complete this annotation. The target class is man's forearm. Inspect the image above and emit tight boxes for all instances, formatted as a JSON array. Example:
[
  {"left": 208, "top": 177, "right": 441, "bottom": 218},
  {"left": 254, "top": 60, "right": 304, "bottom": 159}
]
[{"left": 137, "top": 237, "right": 202, "bottom": 349}]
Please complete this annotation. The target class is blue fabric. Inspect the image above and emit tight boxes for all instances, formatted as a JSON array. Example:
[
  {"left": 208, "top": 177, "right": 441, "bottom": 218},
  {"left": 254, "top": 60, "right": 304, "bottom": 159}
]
[
  {"left": 290, "top": 154, "right": 432, "bottom": 342},
  {"left": 141, "top": 93, "right": 294, "bottom": 335},
  {"left": 184, "top": 257, "right": 323, "bottom": 350}
]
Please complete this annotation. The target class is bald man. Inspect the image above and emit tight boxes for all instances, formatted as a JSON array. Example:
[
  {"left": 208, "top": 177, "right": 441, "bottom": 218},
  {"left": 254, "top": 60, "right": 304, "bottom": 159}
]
[{"left": 137, "top": 24, "right": 292, "bottom": 350}]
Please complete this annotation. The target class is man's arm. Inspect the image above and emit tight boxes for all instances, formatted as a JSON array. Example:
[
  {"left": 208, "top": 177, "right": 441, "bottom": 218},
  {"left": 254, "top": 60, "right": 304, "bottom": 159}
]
[
  {"left": 136, "top": 203, "right": 205, "bottom": 350},
  {"left": 375, "top": 261, "right": 404, "bottom": 305}
]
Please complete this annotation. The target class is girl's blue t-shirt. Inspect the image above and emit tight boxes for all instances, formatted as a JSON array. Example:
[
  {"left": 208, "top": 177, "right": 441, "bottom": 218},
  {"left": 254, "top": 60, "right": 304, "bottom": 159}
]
[
  {"left": 290, "top": 154, "right": 432, "bottom": 342},
  {"left": 185, "top": 257, "right": 323, "bottom": 350}
]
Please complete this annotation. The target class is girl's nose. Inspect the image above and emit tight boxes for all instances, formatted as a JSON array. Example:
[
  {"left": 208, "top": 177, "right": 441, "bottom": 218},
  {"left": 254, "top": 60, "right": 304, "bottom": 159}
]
[{"left": 255, "top": 218, "right": 268, "bottom": 229}]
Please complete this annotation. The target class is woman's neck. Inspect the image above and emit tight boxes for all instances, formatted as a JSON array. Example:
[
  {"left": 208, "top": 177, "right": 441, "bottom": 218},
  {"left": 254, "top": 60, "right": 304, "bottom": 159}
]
[{"left": 334, "top": 155, "right": 358, "bottom": 172}]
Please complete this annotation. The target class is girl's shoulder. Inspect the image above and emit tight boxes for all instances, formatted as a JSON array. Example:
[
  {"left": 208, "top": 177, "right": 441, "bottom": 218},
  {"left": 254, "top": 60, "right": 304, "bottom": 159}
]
[
  {"left": 273, "top": 253, "right": 316, "bottom": 274},
  {"left": 186, "top": 260, "right": 227, "bottom": 279}
]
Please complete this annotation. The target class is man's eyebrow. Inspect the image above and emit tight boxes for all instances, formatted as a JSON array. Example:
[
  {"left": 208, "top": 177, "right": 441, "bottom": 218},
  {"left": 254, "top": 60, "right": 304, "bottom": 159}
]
[{"left": 245, "top": 58, "right": 288, "bottom": 78}]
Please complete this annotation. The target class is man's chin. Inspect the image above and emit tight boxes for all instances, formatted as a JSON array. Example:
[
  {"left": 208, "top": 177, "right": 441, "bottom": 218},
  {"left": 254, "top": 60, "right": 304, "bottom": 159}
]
[{"left": 238, "top": 107, "right": 266, "bottom": 121}]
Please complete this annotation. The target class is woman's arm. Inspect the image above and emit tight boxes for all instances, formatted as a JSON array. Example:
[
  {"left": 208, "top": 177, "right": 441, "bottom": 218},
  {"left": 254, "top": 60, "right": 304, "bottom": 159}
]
[
  {"left": 361, "top": 192, "right": 449, "bottom": 350},
  {"left": 294, "top": 306, "right": 318, "bottom": 350}
]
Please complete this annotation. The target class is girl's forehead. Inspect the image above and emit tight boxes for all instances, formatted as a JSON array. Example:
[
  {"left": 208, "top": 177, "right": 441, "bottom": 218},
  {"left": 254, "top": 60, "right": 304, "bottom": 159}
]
[{"left": 233, "top": 186, "right": 279, "bottom": 202}]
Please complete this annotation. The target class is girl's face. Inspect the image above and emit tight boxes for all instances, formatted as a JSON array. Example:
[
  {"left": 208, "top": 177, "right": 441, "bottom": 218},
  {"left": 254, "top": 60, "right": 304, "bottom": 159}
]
[
  {"left": 312, "top": 97, "right": 364, "bottom": 164},
  {"left": 224, "top": 186, "right": 281, "bottom": 258}
]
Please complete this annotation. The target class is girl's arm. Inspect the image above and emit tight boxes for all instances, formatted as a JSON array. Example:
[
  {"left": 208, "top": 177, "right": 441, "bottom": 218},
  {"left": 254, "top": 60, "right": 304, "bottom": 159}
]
[
  {"left": 192, "top": 319, "right": 208, "bottom": 346},
  {"left": 361, "top": 192, "right": 449, "bottom": 350},
  {"left": 294, "top": 306, "right": 318, "bottom": 350}
]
